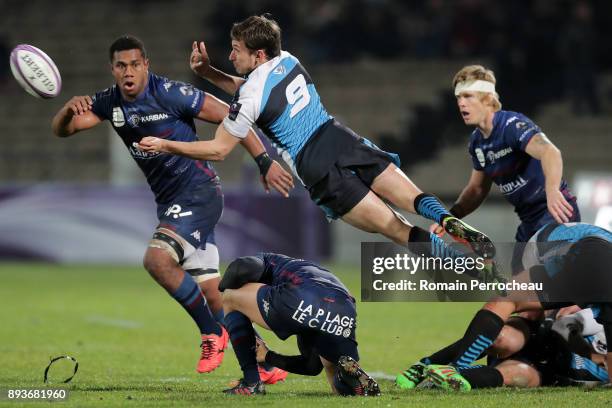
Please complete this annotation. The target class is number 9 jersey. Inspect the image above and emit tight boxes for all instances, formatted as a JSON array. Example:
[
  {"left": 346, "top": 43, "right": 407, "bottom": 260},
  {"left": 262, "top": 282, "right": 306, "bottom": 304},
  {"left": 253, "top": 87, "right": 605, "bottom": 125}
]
[{"left": 222, "top": 51, "right": 332, "bottom": 180}]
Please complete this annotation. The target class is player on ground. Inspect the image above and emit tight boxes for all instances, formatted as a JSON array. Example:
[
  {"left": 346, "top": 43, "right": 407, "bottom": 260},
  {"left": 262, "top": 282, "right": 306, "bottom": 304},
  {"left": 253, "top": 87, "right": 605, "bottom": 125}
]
[
  {"left": 136, "top": 15, "right": 496, "bottom": 262},
  {"left": 422, "top": 309, "right": 609, "bottom": 391},
  {"left": 430, "top": 65, "right": 580, "bottom": 272},
  {"left": 51, "top": 35, "right": 293, "bottom": 374},
  {"left": 218, "top": 253, "right": 380, "bottom": 396},
  {"left": 397, "top": 222, "right": 612, "bottom": 389}
]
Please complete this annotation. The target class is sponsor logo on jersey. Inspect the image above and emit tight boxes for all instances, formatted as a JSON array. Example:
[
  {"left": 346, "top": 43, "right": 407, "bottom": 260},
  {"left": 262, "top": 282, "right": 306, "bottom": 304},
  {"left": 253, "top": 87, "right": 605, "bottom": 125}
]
[
  {"left": 475, "top": 148, "right": 486, "bottom": 167},
  {"left": 486, "top": 147, "right": 513, "bottom": 164},
  {"left": 499, "top": 175, "right": 528, "bottom": 194},
  {"left": 273, "top": 65, "right": 286, "bottom": 75},
  {"left": 128, "top": 145, "right": 161, "bottom": 159},
  {"left": 112, "top": 107, "right": 125, "bottom": 127},
  {"left": 164, "top": 204, "right": 193, "bottom": 219},
  {"left": 515, "top": 121, "right": 527, "bottom": 129},
  {"left": 179, "top": 85, "right": 194, "bottom": 96},
  {"left": 127, "top": 113, "right": 170, "bottom": 127},
  {"left": 262, "top": 299, "right": 270, "bottom": 316},
  {"left": 505, "top": 116, "right": 518, "bottom": 126},
  {"left": 228, "top": 101, "right": 242, "bottom": 121},
  {"left": 163, "top": 81, "right": 173, "bottom": 92},
  {"left": 291, "top": 300, "right": 355, "bottom": 337},
  {"left": 190, "top": 230, "right": 201, "bottom": 242}
]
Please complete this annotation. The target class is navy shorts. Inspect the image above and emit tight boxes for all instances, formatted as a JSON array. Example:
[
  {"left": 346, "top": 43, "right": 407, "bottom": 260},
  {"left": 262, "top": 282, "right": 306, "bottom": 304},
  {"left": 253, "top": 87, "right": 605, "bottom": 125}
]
[
  {"left": 156, "top": 178, "right": 223, "bottom": 250},
  {"left": 256, "top": 282, "right": 359, "bottom": 363}
]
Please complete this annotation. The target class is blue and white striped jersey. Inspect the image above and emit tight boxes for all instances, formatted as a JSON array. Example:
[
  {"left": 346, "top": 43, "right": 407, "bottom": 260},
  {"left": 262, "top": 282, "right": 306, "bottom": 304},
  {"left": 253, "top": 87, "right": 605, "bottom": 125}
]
[{"left": 222, "top": 51, "right": 332, "bottom": 175}]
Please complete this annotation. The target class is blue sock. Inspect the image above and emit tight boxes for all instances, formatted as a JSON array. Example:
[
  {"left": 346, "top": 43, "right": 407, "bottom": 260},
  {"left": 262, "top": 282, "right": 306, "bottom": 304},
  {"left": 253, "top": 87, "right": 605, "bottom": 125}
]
[
  {"left": 171, "top": 273, "right": 221, "bottom": 336},
  {"left": 225, "top": 311, "right": 260, "bottom": 384},
  {"left": 414, "top": 193, "right": 451, "bottom": 225},
  {"left": 214, "top": 309, "right": 225, "bottom": 327}
]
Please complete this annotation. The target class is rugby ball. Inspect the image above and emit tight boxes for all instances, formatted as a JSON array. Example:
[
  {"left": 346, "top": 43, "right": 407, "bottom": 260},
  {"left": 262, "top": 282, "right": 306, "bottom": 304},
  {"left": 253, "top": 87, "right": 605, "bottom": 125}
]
[{"left": 10, "top": 44, "right": 62, "bottom": 99}]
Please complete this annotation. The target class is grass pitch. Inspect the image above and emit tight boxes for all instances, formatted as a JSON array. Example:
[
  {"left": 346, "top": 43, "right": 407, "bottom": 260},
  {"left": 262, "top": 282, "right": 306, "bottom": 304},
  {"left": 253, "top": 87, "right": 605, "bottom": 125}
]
[{"left": 1, "top": 263, "right": 611, "bottom": 407}]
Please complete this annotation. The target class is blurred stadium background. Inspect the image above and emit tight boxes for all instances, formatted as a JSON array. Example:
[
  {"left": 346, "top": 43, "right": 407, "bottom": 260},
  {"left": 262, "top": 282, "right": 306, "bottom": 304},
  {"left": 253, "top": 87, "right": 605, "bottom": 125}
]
[{"left": 0, "top": 0, "right": 610, "bottom": 264}]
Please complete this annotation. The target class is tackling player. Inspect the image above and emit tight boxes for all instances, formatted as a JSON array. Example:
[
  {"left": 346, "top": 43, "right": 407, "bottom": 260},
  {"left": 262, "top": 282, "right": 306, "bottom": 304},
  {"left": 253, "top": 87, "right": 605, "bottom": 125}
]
[
  {"left": 51, "top": 35, "right": 293, "bottom": 374},
  {"left": 422, "top": 309, "right": 609, "bottom": 390},
  {"left": 218, "top": 253, "right": 380, "bottom": 396},
  {"left": 431, "top": 65, "right": 580, "bottom": 272},
  {"left": 136, "top": 15, "right": 496, "bottom": 262},
  {"left": 397, "top": 222, "right": 612, "bottom": 389}
]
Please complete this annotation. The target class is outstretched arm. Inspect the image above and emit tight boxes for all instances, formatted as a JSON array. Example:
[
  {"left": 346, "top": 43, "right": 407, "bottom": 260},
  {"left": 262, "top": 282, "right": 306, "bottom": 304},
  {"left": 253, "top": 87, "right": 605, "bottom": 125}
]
[
  {"left": 51, "top": 95, "right": 102, "bottom": 137},
  {"left": 190, "top": 41, "right": 245, "bottom": 95},
  {"left": 525, "top": 133, "right": 574, "bottom": 223}
]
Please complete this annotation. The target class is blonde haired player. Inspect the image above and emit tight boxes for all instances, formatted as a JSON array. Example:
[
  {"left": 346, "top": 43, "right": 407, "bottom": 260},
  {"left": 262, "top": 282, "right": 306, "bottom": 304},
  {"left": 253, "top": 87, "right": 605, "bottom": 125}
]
[{"left": 430, "top": 65, "right": 580, "bottom": 273}]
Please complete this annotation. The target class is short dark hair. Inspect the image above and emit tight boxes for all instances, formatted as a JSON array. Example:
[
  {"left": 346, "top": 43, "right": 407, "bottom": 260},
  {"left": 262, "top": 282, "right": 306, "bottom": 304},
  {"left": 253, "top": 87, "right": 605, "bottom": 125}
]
[
  {"left": 109, "top": 35, "right": 147, "bottom": 62},
  {"left": 231, "top": 14, "right": 281, "bottom": 59}
]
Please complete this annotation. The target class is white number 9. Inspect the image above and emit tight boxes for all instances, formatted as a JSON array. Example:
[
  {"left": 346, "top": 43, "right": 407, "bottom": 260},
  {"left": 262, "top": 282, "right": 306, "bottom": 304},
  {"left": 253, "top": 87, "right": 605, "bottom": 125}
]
[{"left": 285, "top": 74, "right": 310, "bottom": 118}]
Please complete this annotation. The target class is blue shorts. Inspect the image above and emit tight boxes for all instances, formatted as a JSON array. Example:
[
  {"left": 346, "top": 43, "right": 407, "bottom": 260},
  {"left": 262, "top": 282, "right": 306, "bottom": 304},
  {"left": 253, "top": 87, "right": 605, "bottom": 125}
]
[
  {"left": 156, "top": 179, "right": 223, "bottom": 250},
  {"left": 256, "top": 281, "right": 359, "bottom": 363}
]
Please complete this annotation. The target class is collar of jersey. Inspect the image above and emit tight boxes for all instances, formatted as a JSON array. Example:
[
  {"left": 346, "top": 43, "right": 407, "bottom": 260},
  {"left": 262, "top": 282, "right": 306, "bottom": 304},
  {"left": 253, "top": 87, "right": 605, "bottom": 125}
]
[{"left": 245, "top": 51, "right": 287, "bottom": 80}]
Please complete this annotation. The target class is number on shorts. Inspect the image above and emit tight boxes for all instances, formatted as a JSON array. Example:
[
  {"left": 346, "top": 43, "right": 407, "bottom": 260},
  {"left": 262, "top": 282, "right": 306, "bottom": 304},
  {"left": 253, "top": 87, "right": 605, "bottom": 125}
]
[{"left": 285, "top": 74, "right": 310, "bottom": 118}]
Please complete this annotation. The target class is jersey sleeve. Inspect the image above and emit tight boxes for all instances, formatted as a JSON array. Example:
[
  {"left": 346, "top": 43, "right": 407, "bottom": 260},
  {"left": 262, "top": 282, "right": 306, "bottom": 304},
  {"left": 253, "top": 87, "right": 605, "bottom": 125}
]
[
  {"left": 222, "top": 87, "right": 258, "bottom": 139},
  {"left": 90, "top": 88, "right": 113, "bottom": 120},
  {"left": 506, "top": 113, "right": 542, "bottom": 151},
  {"left": 160, "top": 80, "right": 205, "bottom": 118}
]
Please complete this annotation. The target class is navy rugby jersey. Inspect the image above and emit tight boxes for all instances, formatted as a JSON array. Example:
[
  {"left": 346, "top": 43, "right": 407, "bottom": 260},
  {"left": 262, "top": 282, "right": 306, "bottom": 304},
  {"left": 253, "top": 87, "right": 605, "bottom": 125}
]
[
  {"left": 91, "top": 73, "right": 217, "bottom": 203},
  {"left": 222, "top": 51, "right": 332, "bottom": 180},
  {"left": 468, "top": 110, "right": 570, "bottom": 221},
  {"left": 257, "top": 253, "right": 352, "bottom": 298}
]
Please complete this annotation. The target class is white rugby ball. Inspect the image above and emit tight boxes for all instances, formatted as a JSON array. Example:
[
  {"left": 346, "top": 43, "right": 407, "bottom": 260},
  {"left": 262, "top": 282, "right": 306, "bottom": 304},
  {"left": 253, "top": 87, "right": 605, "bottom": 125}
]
[{"left": 10, "top": 44, "right": 62, "bottom": 99}]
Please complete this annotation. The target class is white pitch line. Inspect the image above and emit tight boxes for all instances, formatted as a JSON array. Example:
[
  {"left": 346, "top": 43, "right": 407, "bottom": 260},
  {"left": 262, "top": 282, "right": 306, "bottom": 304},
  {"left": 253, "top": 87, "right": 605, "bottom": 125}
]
[{"left": 369, "top": 371, "right": 397, "bottom": 381}]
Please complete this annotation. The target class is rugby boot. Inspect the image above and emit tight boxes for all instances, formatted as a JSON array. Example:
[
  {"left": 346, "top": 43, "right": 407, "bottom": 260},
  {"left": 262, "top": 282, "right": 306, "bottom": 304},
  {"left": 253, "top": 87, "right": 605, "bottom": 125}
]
[
  {"left": 258, "top": 365, "right": 288, "bottom": 384},
  {"left": 426, "top": 364, "right": 472, "bottom": 392},
  {"left": 223, "top": 380, "right": 266, "bottom": 395},
  {"left": 442, "top": 216, "right": 496, "bottom": 259},
  {"left": 197, "top": 326, "right": 229, "bottom": 373},
  {"left": 337, "top": 356, "right": 381, "bottom": 396},
  {"left": 395, "top": 362, "right": 426, "bottom": 390}
]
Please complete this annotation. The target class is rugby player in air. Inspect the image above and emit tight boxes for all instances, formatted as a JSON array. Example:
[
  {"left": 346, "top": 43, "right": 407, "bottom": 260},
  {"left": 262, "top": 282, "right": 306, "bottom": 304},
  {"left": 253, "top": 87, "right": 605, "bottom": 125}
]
[
  {"left": 51, "top": 35, "right": 293, "bottom": 376},
  {"left": 397, "top": 222, "right": 612, "bottom": 390},
  {"left": 430, "top": 65, "right": 580, "bottom": 273},
  {"left": 218, "top": 253, "right": 380, "bottom": 396},
  {"left": 136, "top": 15, "right": 498, "bottom": 265}
]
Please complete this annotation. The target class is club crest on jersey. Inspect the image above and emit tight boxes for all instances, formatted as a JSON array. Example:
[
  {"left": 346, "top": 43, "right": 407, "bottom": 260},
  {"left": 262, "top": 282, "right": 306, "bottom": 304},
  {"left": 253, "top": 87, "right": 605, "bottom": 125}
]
[
  {"left": 474, "top": 148, "right": 486, "bottom": 167},
  {"left": 228, "top": 101, "right": 242, "bottom": 121},
  {"left": 112, "top": 107, "right": 125, "bottom": 127}
]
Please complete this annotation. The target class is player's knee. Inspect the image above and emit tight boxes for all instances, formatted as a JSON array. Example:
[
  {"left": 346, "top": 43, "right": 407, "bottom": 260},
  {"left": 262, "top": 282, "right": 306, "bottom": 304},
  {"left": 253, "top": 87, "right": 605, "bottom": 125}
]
[
  {"left": 497, "top": 360, "right": 540, "bottom": 388},
  {"left": 219, "top": 256, "right": 265, "bottom": 292},
  {"left": 147, "top": 230, "right": 185, "bottom": 265},
  {"left": 489, "top": 324, "right": 526, "bottom": 359},
  {"left": 222, "top": 289, "right": 237, "bottom": 311},
  {"left": 142, "top": 248, "right": 175, "bottom": 277}
]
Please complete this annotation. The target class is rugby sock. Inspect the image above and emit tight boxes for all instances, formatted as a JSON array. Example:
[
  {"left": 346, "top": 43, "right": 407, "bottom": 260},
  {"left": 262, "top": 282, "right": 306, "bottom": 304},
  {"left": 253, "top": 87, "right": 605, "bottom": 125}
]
[
  {"left": 213, "top": 309, "right": 225, "bottom": 327},
  {"left": 225, "top": 311, "right": 260, "bottom": 384},
  {"left": 422, "top": 340, "right": 488, "bottom": 366},
  {"left": 451, "top": 309, "right": 504, "bottom": 368},
  {"left": 457, "top": 366, "right": 504, "bottom": 389},
  {"left": 171, "top": 273, "right": 221, "bottom": 336},
  {"left": 414, "top": 193, "right": 451, "bottom": 225},
  {"left": 408, "top": 226, "right": 468, "bottom": 260}
]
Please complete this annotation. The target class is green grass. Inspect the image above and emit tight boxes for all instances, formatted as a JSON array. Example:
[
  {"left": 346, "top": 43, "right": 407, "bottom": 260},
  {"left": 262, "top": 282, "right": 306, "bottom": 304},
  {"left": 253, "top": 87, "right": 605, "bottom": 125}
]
[{"left": 1, "top": 263, "right": 611, "bottom": 407}]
